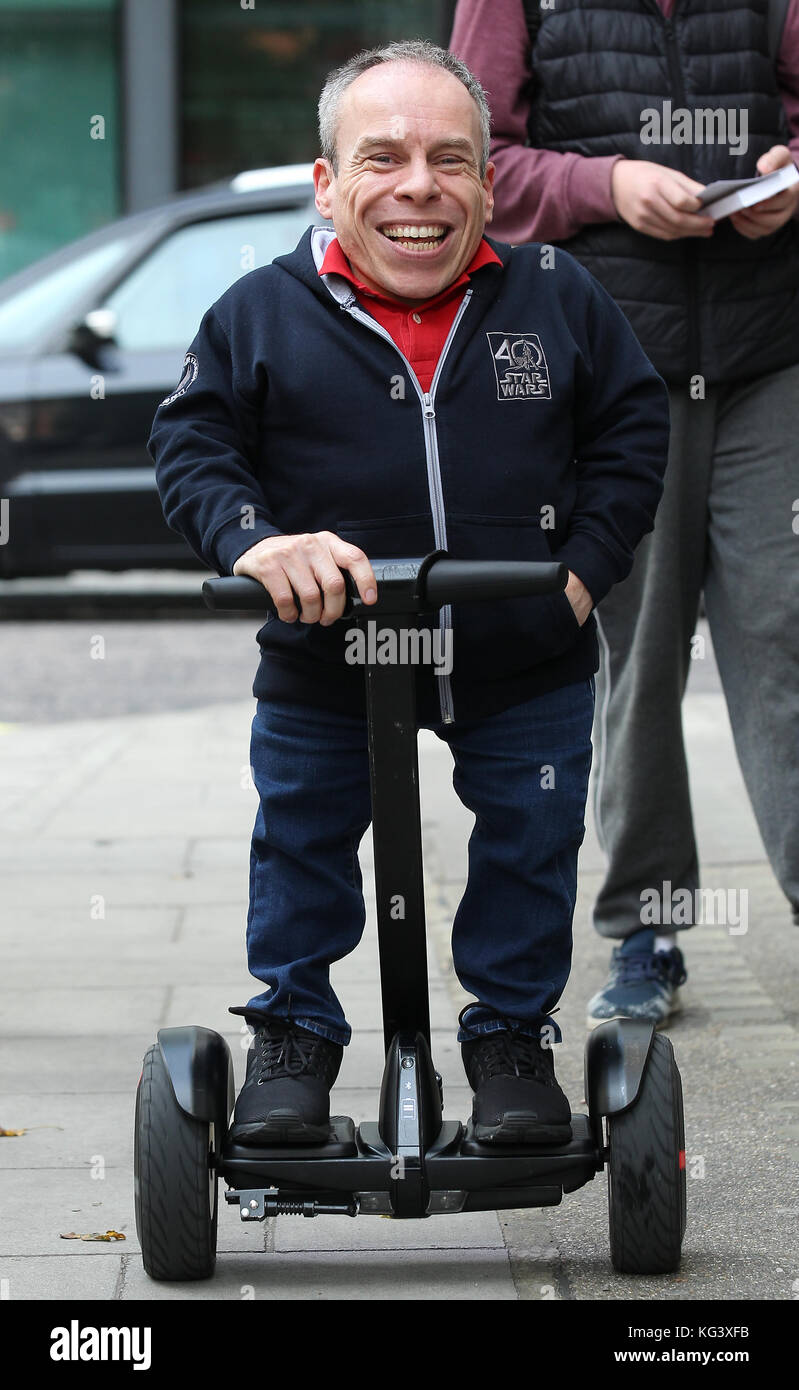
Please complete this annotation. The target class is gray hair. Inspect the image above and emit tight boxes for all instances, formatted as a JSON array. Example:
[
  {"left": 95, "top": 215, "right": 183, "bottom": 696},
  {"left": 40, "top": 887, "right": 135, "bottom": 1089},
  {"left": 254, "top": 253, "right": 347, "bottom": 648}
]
[{"left": 318, "top": 39, "right": 492, "bottom": 178}]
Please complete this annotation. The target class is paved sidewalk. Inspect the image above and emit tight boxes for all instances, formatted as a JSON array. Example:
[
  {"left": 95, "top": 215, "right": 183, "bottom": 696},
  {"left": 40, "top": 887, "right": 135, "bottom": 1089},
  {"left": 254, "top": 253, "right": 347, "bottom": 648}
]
[{"left": 0, "top": 638, "right": 797, "bottom": 1300}]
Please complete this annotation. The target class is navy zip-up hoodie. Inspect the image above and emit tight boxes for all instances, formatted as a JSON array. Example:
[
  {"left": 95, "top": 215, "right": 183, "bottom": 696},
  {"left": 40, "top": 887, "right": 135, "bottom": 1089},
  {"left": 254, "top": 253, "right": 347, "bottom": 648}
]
[{"left": 148, "top": 226, "right": 670, "bottom": 724}]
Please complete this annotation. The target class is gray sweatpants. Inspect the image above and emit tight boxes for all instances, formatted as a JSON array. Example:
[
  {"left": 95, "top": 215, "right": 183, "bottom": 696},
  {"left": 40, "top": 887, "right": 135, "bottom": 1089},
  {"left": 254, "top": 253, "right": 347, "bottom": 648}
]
[{"left": 592, "top": 360, "right": 799, "bottom": 939}]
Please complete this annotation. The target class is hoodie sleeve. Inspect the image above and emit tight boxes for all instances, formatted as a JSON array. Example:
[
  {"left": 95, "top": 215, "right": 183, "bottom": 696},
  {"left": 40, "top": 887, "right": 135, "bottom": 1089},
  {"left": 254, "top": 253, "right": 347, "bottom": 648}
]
[
  {"left": 147, "top": 305, "right": 283, "bottom": 575},
  {"left": 549, "top": 255, "right": 670, "bottom": 606}
]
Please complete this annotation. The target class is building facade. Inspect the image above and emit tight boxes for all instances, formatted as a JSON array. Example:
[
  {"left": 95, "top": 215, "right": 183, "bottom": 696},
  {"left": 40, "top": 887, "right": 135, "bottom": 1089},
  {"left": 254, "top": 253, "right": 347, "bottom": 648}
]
[{"left": 0, "top": 0, "right": 456, "bottom": 280}]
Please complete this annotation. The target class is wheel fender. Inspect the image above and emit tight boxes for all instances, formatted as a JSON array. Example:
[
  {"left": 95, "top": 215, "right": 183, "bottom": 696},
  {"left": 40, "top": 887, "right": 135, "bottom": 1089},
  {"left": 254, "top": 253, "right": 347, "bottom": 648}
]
[
  {"left": 584, "top": 1019, "right": 656, "bottom": 1119},
  {"left": 157, "top": 1026, "right": 235, "bottom": 1127}
]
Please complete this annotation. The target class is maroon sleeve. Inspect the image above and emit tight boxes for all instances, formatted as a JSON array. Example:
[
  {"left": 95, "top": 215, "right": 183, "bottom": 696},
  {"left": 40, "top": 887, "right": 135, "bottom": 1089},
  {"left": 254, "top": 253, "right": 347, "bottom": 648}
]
[
  {"left": 776, "top": 0, "right": 799, "bottom": 170},
  {"left": 449, "top": 0, "right": 623, "bottom": 243}
]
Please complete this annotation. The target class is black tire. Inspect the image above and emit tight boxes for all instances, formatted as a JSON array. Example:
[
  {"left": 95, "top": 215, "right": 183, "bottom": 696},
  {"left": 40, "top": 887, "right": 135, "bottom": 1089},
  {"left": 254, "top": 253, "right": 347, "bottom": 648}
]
[
  {"left": 134, "top": 1043, "right": 218, "bottom": 1280},
  {"left": 607, "top": 1032, "right": 686, "bottom": 1275}
]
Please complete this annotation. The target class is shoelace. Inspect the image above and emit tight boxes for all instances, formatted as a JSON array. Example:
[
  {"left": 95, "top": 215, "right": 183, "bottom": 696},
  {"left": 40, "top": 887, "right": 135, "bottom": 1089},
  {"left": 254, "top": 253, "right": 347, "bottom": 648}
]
[
  {"left": 616, "top": 949, "right": 686, "bottom": 988},
  {"left": 458, "top": 1006, "right": 553, "bottom": 1085},
  {"left": 475, "top": 1031, "right": 551, "bottom": 1083},
  {"left": 255, "top": 1027, "right": 325, "bottom": 1083}
]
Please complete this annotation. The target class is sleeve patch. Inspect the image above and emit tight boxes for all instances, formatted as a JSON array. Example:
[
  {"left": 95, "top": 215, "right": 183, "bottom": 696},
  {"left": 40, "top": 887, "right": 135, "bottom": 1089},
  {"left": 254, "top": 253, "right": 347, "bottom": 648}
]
[{"left": 160, "top": 352, "right": 199, "bottom": 407}]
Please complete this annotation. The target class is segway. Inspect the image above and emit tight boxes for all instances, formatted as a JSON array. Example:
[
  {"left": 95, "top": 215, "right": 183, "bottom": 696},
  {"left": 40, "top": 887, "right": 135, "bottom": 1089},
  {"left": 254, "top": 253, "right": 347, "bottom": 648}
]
[{"left": 134, "top": 553, "right": 686, "bottom": 1279}]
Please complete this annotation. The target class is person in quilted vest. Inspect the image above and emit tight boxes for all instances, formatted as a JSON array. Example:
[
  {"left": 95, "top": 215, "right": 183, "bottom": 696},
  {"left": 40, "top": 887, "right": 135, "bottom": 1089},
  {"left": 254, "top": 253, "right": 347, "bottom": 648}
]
[{"left": 451, "top": 0, "right": 799, "bottom": 1027}]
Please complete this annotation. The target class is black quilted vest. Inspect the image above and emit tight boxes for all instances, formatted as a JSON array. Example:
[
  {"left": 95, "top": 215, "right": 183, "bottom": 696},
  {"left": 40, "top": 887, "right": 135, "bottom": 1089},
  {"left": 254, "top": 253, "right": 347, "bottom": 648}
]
[{"left": 527, "top": 0, "right": 799, "bottom": 383}]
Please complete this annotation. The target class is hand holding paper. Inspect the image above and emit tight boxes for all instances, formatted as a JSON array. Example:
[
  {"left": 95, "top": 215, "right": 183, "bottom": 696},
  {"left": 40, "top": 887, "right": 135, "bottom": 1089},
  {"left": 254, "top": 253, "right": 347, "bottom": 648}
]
[{"left": 703, "top": 145, "right": 799, "bottom": 239}]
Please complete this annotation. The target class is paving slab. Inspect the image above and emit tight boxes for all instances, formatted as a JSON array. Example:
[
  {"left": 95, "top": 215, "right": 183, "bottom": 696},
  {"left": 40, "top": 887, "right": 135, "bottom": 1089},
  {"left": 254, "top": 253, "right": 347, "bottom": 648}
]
[
  {"left": 42, "top": 804, "right": 255, "bottom": 840},
  {"left": 1, "top": 870, "right": 249, "bottom": 910},
  {"left": 0, "top": 1034, "right": 158, "bottom": 1094},
  {"left": 0, "top": 906, "right": 179, "bottom": 938},
  {"left": 0, "top": 1255, "right": 122, "bottom": 1301},
  {"left": 120, "top": 1249, "right": 516, "bottom": 1301},
  {"left": 0, "top": 1167, "right": 137, "bottom": 1258},
  {"left": 0, "top": 1094, "right": 138, "bottom": 1171},
  {"left": 4, "top": 948, "right": 248, "bottom": 988},
  {"left": 0, "top": 838, "right": 193, "bottom": 874},
  {"left": 0, "top": 987, "right": 171, "bottom": 1037},
  {"left": 271, "top": 1209, "right": 503, "bottom": 1253}
]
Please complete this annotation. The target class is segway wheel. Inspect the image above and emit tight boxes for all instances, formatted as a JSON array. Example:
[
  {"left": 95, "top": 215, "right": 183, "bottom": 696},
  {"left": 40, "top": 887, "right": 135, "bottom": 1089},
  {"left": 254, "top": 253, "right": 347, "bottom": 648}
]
[
  {"left": 134, "top": 1044, "right": 218, "bottom": 1280},
  {"left": 607, "top": 1032, "right": 686, "bottom": 1275}
]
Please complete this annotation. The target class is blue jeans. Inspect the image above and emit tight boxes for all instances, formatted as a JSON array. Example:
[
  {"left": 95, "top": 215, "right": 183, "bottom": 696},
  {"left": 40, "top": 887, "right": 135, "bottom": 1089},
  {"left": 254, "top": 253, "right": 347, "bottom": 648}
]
[{"left": 234, "top": 679, "right": 595, "bottom": 1047}]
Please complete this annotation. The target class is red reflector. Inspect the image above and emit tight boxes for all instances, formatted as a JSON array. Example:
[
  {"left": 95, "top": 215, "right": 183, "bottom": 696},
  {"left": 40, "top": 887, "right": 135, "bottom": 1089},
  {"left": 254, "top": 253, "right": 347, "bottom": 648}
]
[{"left": 678, "top": 1149, "right": 686, "bottom": 1170}]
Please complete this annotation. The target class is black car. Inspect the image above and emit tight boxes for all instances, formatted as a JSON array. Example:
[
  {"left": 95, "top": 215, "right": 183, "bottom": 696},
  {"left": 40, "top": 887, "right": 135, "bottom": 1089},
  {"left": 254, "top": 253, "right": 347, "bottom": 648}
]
[{"left": 0, "top": 166, "right": 322, "bottom": 577}]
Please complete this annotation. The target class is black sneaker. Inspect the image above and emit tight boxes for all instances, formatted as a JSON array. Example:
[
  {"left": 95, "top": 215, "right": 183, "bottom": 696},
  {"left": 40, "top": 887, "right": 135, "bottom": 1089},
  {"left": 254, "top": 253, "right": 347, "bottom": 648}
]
[
  {"left": 460, "top": 1007, "right": 572, "bottom": 1145},
  {"left": 228, "top": 1019, "right": 343, "bottom": 1147}
]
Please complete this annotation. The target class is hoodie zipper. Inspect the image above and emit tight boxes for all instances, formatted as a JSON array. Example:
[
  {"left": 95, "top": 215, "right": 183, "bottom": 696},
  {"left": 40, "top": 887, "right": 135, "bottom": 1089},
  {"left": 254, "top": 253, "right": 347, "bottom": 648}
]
[{"left": 341, "top": 288, "right": 474, "bottom": 725}]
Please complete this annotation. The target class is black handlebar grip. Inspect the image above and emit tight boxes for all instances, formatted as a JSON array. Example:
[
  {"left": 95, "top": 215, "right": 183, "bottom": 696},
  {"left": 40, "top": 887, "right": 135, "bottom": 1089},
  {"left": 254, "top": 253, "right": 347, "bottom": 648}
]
[
  {"left": 423, "top": 559, "right": 568, "bottom": 606},
  {"left": 201, "top": 576, "right": 320, "bottom": 615}
]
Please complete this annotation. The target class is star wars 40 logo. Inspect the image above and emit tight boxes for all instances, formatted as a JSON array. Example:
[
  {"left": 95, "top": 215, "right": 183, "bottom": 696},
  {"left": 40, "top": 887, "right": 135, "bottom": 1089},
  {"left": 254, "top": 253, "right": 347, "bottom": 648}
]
[{"left": 487, "top": 332, "right": 551, "bottom": 400}]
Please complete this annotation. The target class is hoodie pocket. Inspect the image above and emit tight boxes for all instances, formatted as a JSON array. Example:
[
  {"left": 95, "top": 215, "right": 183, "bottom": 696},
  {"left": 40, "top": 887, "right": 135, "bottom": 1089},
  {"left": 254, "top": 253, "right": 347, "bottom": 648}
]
[
  {"left": 276, "top": 513, "right": 440, "bottom": 661},
  {"left": 335, "top": 513, "right": 438, "bottom": 627},
  {"left": 256, "top": 515, "right": 438, "bottom": 666},
  {"left": 335, "top": 513, "right": 437, "bottom": 562},
  {"left": 444, "top": 513, "right": 580, "bottom": 678}
]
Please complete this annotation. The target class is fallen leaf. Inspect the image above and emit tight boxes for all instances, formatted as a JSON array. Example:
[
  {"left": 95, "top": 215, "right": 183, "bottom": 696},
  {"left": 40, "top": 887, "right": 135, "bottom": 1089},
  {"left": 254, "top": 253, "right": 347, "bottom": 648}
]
[
  {"left": 0, "top": 1124, "right": 63, "bottom": 1136},
  {"left": 60, "top": 1230, "right": 126, "bottom": 1242}
]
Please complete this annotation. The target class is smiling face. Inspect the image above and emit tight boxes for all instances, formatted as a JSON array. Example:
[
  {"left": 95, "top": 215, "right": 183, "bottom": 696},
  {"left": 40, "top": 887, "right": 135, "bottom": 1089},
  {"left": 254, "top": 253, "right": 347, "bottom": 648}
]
[{"left": 313, "top": 61, "right": 494, "bottom": 305}]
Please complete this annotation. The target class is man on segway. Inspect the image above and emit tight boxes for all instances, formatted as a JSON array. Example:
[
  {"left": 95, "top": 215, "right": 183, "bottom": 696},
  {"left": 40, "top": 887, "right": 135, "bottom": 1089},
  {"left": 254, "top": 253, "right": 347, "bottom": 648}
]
[{"left": 149, "top": 40, "right": 670, "bottom": 1150}]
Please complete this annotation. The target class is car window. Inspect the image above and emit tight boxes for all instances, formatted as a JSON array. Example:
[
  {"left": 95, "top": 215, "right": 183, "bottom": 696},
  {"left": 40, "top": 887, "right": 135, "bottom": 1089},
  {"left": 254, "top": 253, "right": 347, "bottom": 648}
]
[
  {"left": 0, "top": 238, "right": 134, "bottom": 352},
  {"left": 102, "top": 208, "right": 317, "bottom": 351}
]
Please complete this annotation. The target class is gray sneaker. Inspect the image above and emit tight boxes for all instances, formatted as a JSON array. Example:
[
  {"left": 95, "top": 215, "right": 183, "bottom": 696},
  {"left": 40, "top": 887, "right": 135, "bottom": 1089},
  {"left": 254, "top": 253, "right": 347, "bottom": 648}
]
[{"left": 586, "top": 929, "right": 687, "bottom": 1029}]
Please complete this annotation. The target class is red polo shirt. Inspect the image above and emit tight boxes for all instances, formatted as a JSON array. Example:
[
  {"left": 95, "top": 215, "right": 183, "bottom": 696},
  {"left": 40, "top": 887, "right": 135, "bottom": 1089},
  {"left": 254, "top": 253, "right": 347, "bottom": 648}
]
[{"left": 318, "top": 235, "right": 502, "bottom": 392}]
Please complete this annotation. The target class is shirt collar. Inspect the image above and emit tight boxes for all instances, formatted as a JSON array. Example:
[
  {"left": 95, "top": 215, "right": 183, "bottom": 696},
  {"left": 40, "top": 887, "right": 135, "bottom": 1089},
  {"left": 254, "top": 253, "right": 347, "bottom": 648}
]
[{"left": 317, "top": 234, "right": 502, "bottom": 311}]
